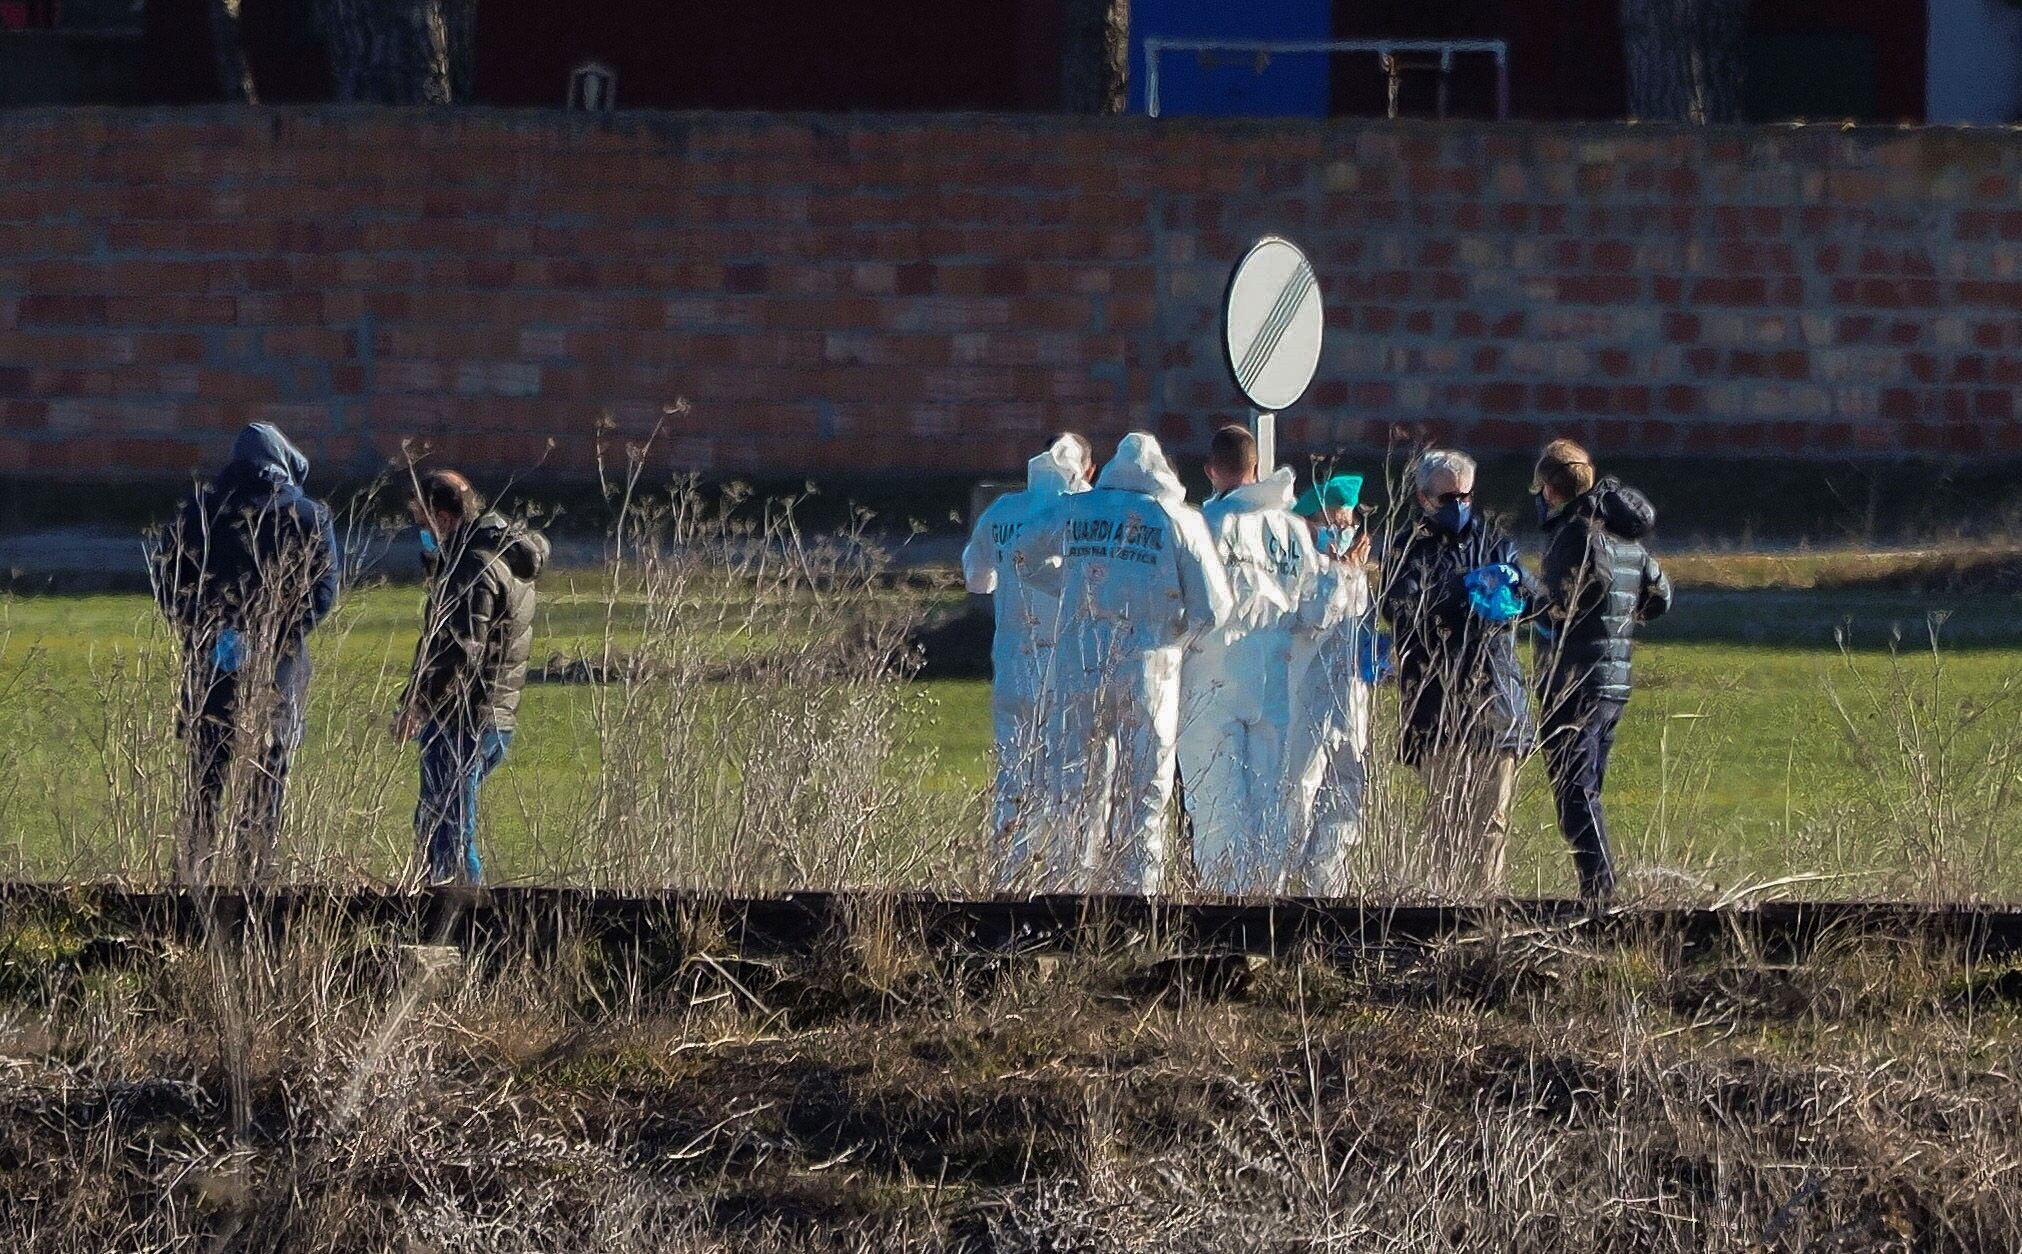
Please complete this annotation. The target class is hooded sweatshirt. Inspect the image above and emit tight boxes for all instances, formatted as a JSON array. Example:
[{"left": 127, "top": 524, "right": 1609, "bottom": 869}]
[
  {"left": 1012, "top": 433, "right": 1231, "bottom": 674},
  {"left": 228, "top": 422, "right": 311, "bottom": 490},
  {"left": 962, "top": 437, "right": 1092, "bottom": 693},
  {"left": 406, "top": 513, "right": 552, "bottom": 734},
  {"left": 152, "top": 423, "right": 339, "bottom": 718}
]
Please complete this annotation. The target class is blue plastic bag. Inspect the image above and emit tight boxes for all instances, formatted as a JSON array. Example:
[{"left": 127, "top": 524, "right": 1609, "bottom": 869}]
[
  {"left": 1463, "top": 563, "right": 1525, "bottom": 624},
  {"left": 211, "top": 627, "right": 246, "bottom": 674}
]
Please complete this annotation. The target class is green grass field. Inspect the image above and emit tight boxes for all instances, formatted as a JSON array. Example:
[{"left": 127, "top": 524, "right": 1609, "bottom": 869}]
[
  {"left": 915, "top": 646, "right": 2022, "bottom": 897},
  {"left": 1, "top": 575, "right": 2018, "bottom": 895}
]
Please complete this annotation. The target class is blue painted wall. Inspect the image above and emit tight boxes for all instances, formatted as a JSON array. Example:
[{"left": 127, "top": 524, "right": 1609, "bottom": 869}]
[{"left": 1129, "top": 0, "right": 1332, "bottom": 117}]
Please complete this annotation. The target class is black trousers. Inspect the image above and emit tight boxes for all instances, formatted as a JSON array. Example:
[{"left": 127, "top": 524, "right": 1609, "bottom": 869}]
[
  {"left": 181, "top": 690, "right": 298, "bottom": 885},
  {"left": 1541, "top": 693, "right": 1626, "bottom": 900}
]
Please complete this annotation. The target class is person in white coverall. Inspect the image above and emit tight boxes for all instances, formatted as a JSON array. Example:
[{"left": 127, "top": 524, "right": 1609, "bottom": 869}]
[
  {"left": 961, "top": 434, "right": 1095, "bottom": 884},
  {"left": 1011, "top": 432, "right": 1231, "bottom": 893},
  {"left": 1282, "top": 474, "right": 1376, "bottom": 895},
  {"left": 1178, "top": 425, "right": 1319, "bottom": 894}
]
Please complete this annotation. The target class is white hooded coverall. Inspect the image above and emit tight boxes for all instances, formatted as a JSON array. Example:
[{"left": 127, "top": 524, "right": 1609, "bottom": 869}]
[
  {"left": 1010, "top": 434, "right": 1231, "bottom": 893},
  {"left": 1178, "top": 466, "right": 1319, "bottom": 893},
  {"left": 1282, "top": 544, "right": 1373, "bottom": 895},
  {"left": 961, "top": 437, "right": 1091, "bottom": 878}
]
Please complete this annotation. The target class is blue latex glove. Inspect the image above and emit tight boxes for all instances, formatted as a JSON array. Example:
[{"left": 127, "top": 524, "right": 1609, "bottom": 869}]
[
  {"left": 1357, "top": 626, "right": 1393, "bottom": 685},
  {"left": 211, "top": 627, "right": 245, "bottom": 674},
  {"left": 1463, "top": 563, "right": 1526, "bottom": 624}
]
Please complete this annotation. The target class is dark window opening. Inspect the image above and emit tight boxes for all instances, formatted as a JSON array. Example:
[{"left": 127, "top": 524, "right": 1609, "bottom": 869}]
[{"left": 1744, "top": 31, "right": 1878, "bottom": 122}]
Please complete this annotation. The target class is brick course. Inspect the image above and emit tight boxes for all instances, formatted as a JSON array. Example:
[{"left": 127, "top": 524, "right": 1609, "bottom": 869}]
[{"left": 1, "top": 106, "right": 2019, "bottom": 481}]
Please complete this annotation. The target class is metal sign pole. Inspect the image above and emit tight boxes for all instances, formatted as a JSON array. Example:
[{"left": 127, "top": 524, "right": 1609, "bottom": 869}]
[{"left": 1251, "top": 411, "right": 1275, "bottom": 477}]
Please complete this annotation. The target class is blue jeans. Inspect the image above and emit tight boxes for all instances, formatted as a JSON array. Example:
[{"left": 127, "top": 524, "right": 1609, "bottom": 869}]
[{"left": 417, "top": 723, "right": 512, "bottom": 885}]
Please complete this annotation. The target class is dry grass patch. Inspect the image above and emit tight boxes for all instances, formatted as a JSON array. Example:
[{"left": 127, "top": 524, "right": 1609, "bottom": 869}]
[{"left": 5, "top": 904, "right": 2022, "bottom": 1250}]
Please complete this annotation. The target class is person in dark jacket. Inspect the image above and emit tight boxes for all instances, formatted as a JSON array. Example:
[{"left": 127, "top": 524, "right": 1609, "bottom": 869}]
[
  {"left": 151, "top": 422, "right": 340, "bottom": 883},
  {"left": 1379, "top": 449, "right": 1539, "bottom": 896},
  {"left": 392, "top": 470, "right": 549, "bottom": 886},
  {"left": 1531, "top": 439, "right": 1672, "bottom": 901}
]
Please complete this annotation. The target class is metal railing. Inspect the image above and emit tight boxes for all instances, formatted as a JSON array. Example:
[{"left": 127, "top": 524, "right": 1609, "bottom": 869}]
[{"left": 1143, "top": 37, "right": 1511, "bottom": 120}]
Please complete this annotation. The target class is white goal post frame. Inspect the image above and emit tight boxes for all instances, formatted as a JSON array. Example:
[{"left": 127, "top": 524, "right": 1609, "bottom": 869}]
[{"left": 1143, "top": 37, "right": 1511, "bottom": 121}]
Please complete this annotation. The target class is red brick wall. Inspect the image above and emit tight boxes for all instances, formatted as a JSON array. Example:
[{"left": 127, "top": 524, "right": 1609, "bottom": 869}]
[{"left": 0, "top": 107, "right": 2016, "bottom": 483}]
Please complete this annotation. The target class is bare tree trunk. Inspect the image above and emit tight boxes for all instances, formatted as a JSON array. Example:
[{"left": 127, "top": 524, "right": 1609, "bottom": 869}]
[
  {"left": 313, "top": 0, "right": 475, "bottom": 104},
  {"left": 1061, "top": 0, "right": 1128, "bottom": 114},
  {"left": 442, "top": 0, "right": 476, "bottom": 101},
  {"left": 1619, "top": 0, "right": 1746, "bottom": 123},
  {"left": 207, "top": 0, "right": 258, "bottom": 101}
]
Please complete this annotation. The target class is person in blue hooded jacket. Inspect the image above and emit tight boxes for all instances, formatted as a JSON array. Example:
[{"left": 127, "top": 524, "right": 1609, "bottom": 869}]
[
  {"left": 151, "top": 423, "right": 339, "bottom": 883},
  {"left": 1378, "top": 448, "right": 1538, "bottom": 897}
]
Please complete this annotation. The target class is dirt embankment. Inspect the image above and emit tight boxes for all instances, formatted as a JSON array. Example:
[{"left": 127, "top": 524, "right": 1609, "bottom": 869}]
[{"left": 5, "top": 907, "right": 2022, "bottom": 1251}]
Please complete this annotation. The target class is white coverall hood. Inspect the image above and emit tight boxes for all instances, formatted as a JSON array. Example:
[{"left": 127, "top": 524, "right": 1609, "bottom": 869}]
[
  {"left": 1026, "top": 435, "right": 1092, "bottom": 497},
  {"left": 1214, "top": 465, "right": 1298, "bottom": 514},
  {"left": 1096, "top": 433, "right": 1186, "bottom": 504}
]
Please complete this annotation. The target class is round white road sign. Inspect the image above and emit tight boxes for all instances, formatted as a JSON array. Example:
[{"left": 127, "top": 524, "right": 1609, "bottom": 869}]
[{"left": 1221, "top": 236, "right": 1324, "bottom": 414}]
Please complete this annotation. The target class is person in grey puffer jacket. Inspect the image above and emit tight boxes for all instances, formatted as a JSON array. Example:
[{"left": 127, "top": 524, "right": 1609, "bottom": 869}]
[
  {"left": 393, "top": 469, "right": 549, "bottom": 885},
  {"left": 1531, "top": 439, "right": 1672, "bottom": 901}
]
